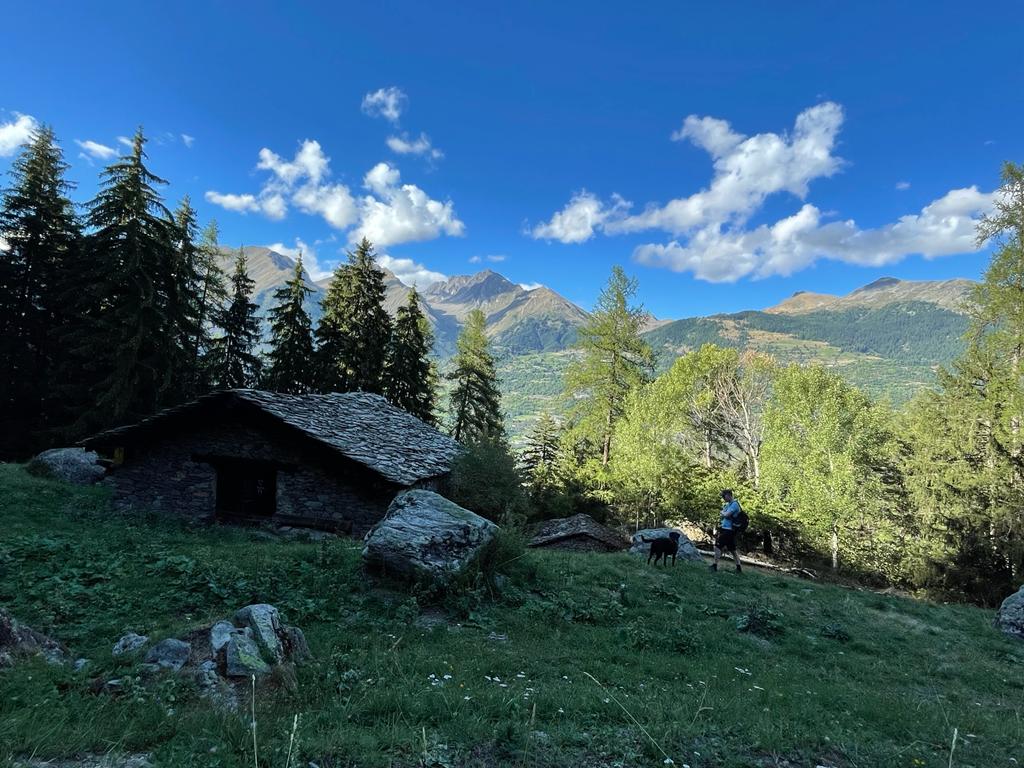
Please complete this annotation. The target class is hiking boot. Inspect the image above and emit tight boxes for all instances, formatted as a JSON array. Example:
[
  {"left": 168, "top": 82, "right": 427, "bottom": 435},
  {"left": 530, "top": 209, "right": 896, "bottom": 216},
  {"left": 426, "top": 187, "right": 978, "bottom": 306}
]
[{"left": 709, "top": 563, "right": 718, "bottom": 572}]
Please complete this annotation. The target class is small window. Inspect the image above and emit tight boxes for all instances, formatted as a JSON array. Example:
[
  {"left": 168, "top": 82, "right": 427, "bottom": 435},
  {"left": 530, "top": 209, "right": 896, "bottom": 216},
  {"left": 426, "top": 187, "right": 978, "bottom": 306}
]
[{"left": 215, "top": 461, "right": 277, "bottom": 519}]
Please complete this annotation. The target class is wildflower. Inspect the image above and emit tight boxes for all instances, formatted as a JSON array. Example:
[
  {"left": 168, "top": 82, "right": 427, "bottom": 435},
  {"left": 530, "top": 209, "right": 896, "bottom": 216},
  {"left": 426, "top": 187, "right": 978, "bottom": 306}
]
[{"left": 557, "top": 708, "right": 565, "bottom": 714}]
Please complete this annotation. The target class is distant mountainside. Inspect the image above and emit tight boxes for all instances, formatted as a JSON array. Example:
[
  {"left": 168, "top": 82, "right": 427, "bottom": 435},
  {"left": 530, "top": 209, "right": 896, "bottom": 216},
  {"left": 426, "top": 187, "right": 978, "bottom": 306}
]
[
  {"left": 217, "top": 248, "right": 588, "bottom": 357},
  {"left": 766, "top": 276, "right": 974, "bottom": 314}
]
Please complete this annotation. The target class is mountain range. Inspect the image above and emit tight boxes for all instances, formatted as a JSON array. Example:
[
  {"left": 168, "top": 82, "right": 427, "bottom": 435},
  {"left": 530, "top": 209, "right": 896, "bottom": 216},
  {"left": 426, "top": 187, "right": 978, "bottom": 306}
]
[{"left": 218, "top": 246, "right": 976, "bottom": 431}]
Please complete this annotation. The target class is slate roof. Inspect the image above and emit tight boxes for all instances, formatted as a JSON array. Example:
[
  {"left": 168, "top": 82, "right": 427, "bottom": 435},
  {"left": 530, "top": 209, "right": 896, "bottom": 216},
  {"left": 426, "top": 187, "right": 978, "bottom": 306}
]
[
  {"left": 528, "top": 513, "right": 628, "bottom": 550},
  {"left": 84, "top": 389, "right": 462, "bottom": 487}
]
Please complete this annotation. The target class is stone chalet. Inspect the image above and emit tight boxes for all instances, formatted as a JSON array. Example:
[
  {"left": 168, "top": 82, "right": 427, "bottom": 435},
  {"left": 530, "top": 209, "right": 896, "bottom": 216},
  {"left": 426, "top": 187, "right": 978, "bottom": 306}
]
[
  {"left": 527, "top": 513, "right": 628, "bottom": 553},
  {"left": 83, "top": 389, "right": 462, "bottom": 536}
]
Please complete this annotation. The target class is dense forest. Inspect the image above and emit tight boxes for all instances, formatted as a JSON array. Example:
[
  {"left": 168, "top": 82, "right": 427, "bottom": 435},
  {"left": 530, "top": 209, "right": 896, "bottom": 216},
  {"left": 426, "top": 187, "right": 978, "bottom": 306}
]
[{"left": 1, "top": 125, "right": 1022, "bottom": 606}]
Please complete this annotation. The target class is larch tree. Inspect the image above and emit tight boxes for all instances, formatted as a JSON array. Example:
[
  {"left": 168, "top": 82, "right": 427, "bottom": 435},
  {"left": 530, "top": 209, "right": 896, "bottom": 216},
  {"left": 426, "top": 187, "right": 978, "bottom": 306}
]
[
  {"left": 383, "top": 287, "right": 437, "bottom": 422},
  {"left": 0, "top": 125, "right": 81, "bottom": 457},
  {"left": 564, "top": 266, "right": 654, "bottom": 467},
  {"left": 448, "top": 309, "right": 504, "bottom": 443},
  {"left": 316, "top": 238, "right": 391, "bottom": 393},
  {"left": 208, "top": 248, "right": 262, "bottom": 389},
  {"left": 265, "top": 256, "right": 315, "bottom": 394}
]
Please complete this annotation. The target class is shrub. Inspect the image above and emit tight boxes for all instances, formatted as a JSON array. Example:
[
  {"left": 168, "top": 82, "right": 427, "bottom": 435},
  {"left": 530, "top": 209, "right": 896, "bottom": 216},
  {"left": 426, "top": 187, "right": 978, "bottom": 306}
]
[
  {"left": 734, "top": 604, "right": 784, "bottom": 637},
  {"left": 449, "top": 437, "right": 530, "bottom": 525}
]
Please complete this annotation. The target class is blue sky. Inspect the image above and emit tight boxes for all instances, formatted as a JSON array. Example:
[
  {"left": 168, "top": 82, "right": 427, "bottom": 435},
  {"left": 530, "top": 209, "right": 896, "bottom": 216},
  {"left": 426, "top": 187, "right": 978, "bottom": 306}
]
[{"left": 2, "top": 1, "right": 1020, "bottom": 318}]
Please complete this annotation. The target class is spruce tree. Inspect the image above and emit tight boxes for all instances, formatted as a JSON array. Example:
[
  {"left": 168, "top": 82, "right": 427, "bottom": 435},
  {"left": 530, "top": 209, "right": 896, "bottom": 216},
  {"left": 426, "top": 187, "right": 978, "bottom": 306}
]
[
  {"left": 208, "top": 248, "right": 262, "bottom": 389},
  {"left": 564, "top": 265, "right": 654, "bottom": 466},
  {"left": 265, "top": 256, "right": 315, "bottom": 394},
  {"left": 167, "top": 196, "right": 206, "bottom": 402},
  {"left": 0, "top": 125, "right": 81, "bottom": 457},
  {"left": 520, "top": 412, "right": 564, "bottom": 512},
  {"left": 383, "top": 287, "right": 436, "bottom": 422},
  {"left": 61, "top": 128, "right": 179, "bottom": 435},
  {"left": 448, "top": 309, "right": 504, "bottom": 442},
  {"left": 315, "top": 238, "right": 392, "bottom": 393},
  {"left": 191, "top": 220, "right": 228, "bottom": 392}
]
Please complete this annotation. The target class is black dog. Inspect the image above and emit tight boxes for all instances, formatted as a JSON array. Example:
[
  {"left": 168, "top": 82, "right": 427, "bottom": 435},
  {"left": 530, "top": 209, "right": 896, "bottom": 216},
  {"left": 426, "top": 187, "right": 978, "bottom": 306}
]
[{"left": 643, "top": 532, "right": 681, "bottom": 566}]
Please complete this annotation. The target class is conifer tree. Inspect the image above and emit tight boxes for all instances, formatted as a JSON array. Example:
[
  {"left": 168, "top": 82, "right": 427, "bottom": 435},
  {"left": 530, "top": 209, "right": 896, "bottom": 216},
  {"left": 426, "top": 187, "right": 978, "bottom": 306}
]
[
  {"left": 448, "top": 309, "right": 504, "bottom": 442},
  {"left": 383, "top": 287, "right": 436, "bottom": 422},
  {"left": 167, "top": 196, "right": 206, "bottom": 402},
  {"left": 315, "top": 238, "right": 392, "bottom": 393},
  {"left": 520, "top": 412, "right": 564, "bottom": 509},
  {"left": 191, "top": 220, "right": 228, "bottom": 392},
  {"left": 0, "top": 125, "right": 80, "bottom": 457},
  {"left": 208, "top": 248, "right": 262, "bottom": 389},
  {"left": 61, "top": 128, "right": 179, "bottom": 434},
  {"left": 265, "top": 256, "right": 315, "bottom": 394},
  {"left": 564, "top": 265, "right": 654, "bottom": 466}
]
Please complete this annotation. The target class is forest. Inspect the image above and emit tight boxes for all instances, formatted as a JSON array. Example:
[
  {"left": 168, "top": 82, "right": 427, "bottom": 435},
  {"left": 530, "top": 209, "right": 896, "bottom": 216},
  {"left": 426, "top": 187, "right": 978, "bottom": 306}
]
[{"left": 1, "top": 126, "right": 1022, "bottom": 607}]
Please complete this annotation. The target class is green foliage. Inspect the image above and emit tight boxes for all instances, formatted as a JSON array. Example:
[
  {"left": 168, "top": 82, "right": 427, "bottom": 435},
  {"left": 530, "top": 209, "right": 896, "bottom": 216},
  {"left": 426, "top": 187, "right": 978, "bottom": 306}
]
[
  {"left": 207, "top": 248, "right": 262, "bottom": 388},
  {"left": 0, "top": 125, "right": 80, "bottom": 458},
  {"left": 448, "top": 437, "right": 528, "bottom": 524},
  {"left": 265, "top": 256, "right": 315, "bottom": 394},
  {"left": 734, "top": 603, "right": 784, "bottom": 637},
  {"left": 383, "top": 288, "right": 437, "bottom": 422},
  {"left": 315, "top": 238, "right": 392, "bottom": 394},
  {"left": 448, "top": 309, "right": 505, "bottom": 442}
]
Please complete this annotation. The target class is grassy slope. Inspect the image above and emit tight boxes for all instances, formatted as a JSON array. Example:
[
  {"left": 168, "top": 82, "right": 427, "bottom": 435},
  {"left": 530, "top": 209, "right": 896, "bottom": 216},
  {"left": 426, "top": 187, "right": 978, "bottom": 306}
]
[{"left": 0, "top": 467, "right": 1021, "bottom": 768}]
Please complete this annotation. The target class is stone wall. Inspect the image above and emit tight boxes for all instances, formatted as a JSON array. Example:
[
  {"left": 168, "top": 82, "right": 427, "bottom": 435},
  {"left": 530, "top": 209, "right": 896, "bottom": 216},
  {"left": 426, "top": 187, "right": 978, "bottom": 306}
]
[{"left": 100, "top": 419, "right": 429, "bottom": 537}]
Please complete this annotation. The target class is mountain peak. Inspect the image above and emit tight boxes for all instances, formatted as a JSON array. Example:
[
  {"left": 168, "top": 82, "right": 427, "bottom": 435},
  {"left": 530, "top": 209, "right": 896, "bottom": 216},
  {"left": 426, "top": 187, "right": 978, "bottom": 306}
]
[
  {"left": 425, "top": 269, "right": 519, "bottom": 304},
  {"left": 854, "top": 277, "right": 902, "bottom": 293}
]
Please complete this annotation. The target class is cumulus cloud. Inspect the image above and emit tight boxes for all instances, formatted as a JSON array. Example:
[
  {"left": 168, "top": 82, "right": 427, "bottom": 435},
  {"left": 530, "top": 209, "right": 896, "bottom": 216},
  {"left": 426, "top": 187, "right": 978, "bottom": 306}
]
[
  {"left": 205, "top": 141, "right": 462, "bottom": 249},
  {"left": 353, "top": 162, "right": 465, "bottom": 248},
  {"left": 386, "top": 132, "right": 443, "bottom": 160},
  {"left": 534, "top": 102, "right": 995, "bottom": 282},
  {"left": 266, "top": 237, "right": 330, "bottom": 280},
  {"left": 362, "top": 87, "right": 407, "bottom": 123},
  {"left": 75, "top": 139, "right": 119, "bottom": 161},
  {"left": 0, "top": 113, "right": 38, "bottom": 156},
  {"left": 377, "top": 254, "right": 447, "bottom": 288}
]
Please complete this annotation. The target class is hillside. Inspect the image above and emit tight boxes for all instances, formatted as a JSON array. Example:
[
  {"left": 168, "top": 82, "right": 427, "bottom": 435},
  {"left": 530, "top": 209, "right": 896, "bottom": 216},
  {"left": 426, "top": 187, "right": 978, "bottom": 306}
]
[{"left": 1, "top": 467, "right": 1021, "bottom": 767}]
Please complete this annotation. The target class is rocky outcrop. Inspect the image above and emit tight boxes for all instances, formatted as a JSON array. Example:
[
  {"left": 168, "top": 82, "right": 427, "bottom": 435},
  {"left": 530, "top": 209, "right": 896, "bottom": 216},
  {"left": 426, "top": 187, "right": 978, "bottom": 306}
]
[
  {"left": 0, "top": 609, "right": 67, "bottom": 667},
  {"left": 528, "top": 514, "right": 627, "bottom": 552},
  {"left": 996, "top": 585, "right": 1024, "bottom": 640},
  {"left": 112, "top": 633, "right": 148, "bottom": 656},
  {"left": 25, "top": 448, "right": 106, "bottom": 485},
  {"left": 629, "top": 528, "right": 702, "bottom": 563},
  {"left": 362, "top": 490, "right": 498, "bottom": 585}
]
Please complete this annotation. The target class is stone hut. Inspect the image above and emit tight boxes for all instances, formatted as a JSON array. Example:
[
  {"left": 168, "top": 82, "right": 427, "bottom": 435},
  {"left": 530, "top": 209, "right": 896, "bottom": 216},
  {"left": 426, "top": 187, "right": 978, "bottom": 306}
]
[
  {"left": 528, "top": 513, "right": 628, "bottom": 553},
  {"left": 83, "top": 389, "right": 462, "bottom": 536}
]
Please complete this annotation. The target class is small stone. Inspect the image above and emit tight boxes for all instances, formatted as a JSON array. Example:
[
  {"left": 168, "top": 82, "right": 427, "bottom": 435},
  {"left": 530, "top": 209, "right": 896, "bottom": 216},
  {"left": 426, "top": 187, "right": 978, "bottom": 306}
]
[
  {"left": 210, "top": 621, "right": 235, "bottom": 654},
  {"left": 143, "top": 638, "right": 191, "bottom": 671},
  {"left": 113, "top": 633, "right": 149, "bottom": 657},
  {"left": 225, "top": 631, "right": 271, "bottom": 677}
]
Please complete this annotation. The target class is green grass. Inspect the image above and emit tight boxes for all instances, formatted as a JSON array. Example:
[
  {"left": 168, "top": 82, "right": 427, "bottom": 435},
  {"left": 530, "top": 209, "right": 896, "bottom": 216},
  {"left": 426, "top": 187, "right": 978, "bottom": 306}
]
[{"left": 1, "top": 465, "right": 1021, "bottom": 767}]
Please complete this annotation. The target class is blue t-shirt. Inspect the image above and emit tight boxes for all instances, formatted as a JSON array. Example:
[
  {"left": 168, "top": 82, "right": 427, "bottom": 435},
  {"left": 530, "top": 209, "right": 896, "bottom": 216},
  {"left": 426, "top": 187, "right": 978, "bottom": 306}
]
[{"left": 721, "top": 500, "right": 740, "bottom": 530}]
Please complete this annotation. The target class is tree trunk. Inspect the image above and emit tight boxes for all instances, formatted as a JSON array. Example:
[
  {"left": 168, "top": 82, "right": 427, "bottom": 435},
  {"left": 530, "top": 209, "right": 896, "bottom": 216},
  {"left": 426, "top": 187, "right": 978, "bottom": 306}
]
[
  {"left": 601, "top": 408, "right": 612, "bottom": 466},
  {"left": 830, "top": 520, "right": 839, "bottom": 571}
]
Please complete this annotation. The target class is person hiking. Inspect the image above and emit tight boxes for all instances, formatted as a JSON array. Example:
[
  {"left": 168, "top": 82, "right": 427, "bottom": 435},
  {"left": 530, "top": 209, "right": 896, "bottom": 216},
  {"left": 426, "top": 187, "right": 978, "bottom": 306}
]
[{"left": 710, "top": 489, "right": 744, "bottom": 573}]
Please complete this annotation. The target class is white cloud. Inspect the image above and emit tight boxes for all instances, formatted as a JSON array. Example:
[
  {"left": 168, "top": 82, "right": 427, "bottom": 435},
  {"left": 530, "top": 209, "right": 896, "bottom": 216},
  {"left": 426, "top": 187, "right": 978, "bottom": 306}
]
[
  {"left": 376, "top": 254, "right": 447, "bottom": 288},
  {"left": 469, "top": 254, "right": 507, "bottom": 264},
  {"left": 353, "top": 162, "right": 465, "bottom": 248},
  {"left": 896, "top": 180, "right": 911, "bottom": 191},
  {"left": 0, "top": 236, "right": 9, "bottom": 252},
  {"left": 258, "top": 140, "right": 330, "bottom": 185},
  {"left": 362, "top": 87, "right": 407, "bottom": 123},
  {"left": 535, "top": 102, "right": 995, "bottom": 282},
  {"left": 75, "top": 139, "right": 119, "bottom": 161},
  {"left": 116, "top": 136, "right": 133, "bottom": 148},
  {"left": 181, "top": 133, "right": 195, "bottom": 148},
  {"left": 386, "top": 132, "right": 443, "bottom": 160},
  {"left": 266, "top": 237, "right": 330, "bottom": 281},
  {"left": 204, "top": 190, "right": 285, "bottom": 219},
  {"left": 0, "top": 113, "right": 38, "bottom": 156},
  {"left": 519, "top": 282, "right": 544, "bottom": 291}
]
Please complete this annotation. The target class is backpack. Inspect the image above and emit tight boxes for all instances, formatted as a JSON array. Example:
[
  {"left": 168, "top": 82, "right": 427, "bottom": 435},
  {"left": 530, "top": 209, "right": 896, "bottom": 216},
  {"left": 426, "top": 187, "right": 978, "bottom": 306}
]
[{"left": 732, "top": 504, "right": 749, "bottom": 533}]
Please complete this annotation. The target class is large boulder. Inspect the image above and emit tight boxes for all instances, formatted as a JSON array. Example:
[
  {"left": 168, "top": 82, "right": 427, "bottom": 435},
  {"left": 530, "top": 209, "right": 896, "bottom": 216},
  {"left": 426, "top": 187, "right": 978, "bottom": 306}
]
[
  {"left": 362, "top": 490, "right": 499, "bottom": 585},
  {"left": 26, "top": 447, "right": 105, "bottom": 485},
  {"left": 995, "top": 585, "right": 1024, "bottom": 640},
  {"left": 629, "top": 528, "right": 703, "bottom": 563},
  {"left": 0, "top": 608, "right": 67, "bottom": 666},
  {"left": 143, "top": 638, "right": 191, "bottom": 672}
]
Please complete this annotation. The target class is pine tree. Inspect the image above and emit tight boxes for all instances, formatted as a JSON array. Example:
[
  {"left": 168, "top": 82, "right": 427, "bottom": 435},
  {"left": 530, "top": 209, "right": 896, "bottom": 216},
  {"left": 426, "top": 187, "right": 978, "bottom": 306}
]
[
  {"left": 315, "top": 238, "right": 391, "bottom": 393},
  {"left": 383, "top": 287, "right": 436, "bottom": 422},
  {"left": 265, "top": 256, "right": 315, "bottom": 394},
  {"left": 0, "top": 125, "right": 81, "bottom": 457},
  {"left": 448, "top": 309, "right": 504, "bottom": 443},
  {"left": 61, "top": 128, "right": 179, "bottom": 435},
  {"left": 564, "top": 266, "right": 654, "bottom": 466},
  {"left": 520, "top": 412, "right": 564, "bottom": 512},
  {"left": 191, "top": 220, "right": 228, "bottom": 393},
  {"left": 167, "top": 196, "right": 206, "bottom": 402},
  {"left": 208, "top": 248, "right": 262, "bottom": 388}
]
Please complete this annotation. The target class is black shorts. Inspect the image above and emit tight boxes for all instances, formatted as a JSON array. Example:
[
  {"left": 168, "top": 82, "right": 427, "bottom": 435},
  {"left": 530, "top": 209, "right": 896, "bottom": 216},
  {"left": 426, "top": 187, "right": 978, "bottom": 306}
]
[{"left": 716, "top": 528, "right": 738, "bottom": 552}]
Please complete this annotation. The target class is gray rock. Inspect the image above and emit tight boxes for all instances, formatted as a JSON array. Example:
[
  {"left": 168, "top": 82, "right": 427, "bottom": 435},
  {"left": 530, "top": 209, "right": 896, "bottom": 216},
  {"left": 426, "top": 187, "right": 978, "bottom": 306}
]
[
  {"left": 362, "top": 490, "right": 499, "bottom": 585},
  {"left": 628, "top": 528, "right": 703, "bottom": 563},
  {"left": 74, "top": 658, "right": 90, "bottom": 672},
  {"left": 280, "top": 625, "right": 311, "bottom": 664},
  {"left": 25, "top": 447, "right": 106, "bottom": 485},
  {"left": 112, "top": 632, "right": 149, "bottom": 657},
  {"left": 210, "top": 621, "right": 235, "bottom": 654},
  {"left": 224, "top": 629, "right": 271, "bottom": 677},
  {"left": 195, "top": 660, "right": 239, "bottom": 712},
  {"left": 233, "top": 604, "right": 284, "bottom": 663},
  {"left": 143, "top": 638, "right": 191, "bottom": 671},
  {"left": 0, "top": 608, "right": 67, "bottom": 665},
  {"left": 996, "top": 585, "right": 1024, "bottom": 640}
]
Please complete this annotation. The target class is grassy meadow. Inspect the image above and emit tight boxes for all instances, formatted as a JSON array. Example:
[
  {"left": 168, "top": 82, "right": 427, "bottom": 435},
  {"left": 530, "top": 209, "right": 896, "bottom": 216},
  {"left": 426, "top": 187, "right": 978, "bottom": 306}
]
[{"left": 0, "top": 465, "right": 1021, "bottom": 768}]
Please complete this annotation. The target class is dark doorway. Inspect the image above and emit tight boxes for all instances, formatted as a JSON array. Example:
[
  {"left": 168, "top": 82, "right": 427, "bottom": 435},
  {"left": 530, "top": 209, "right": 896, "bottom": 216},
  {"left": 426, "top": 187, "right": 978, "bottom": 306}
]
[{"left": 214, "top": 461, "right": 277, "bottom": 519}]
